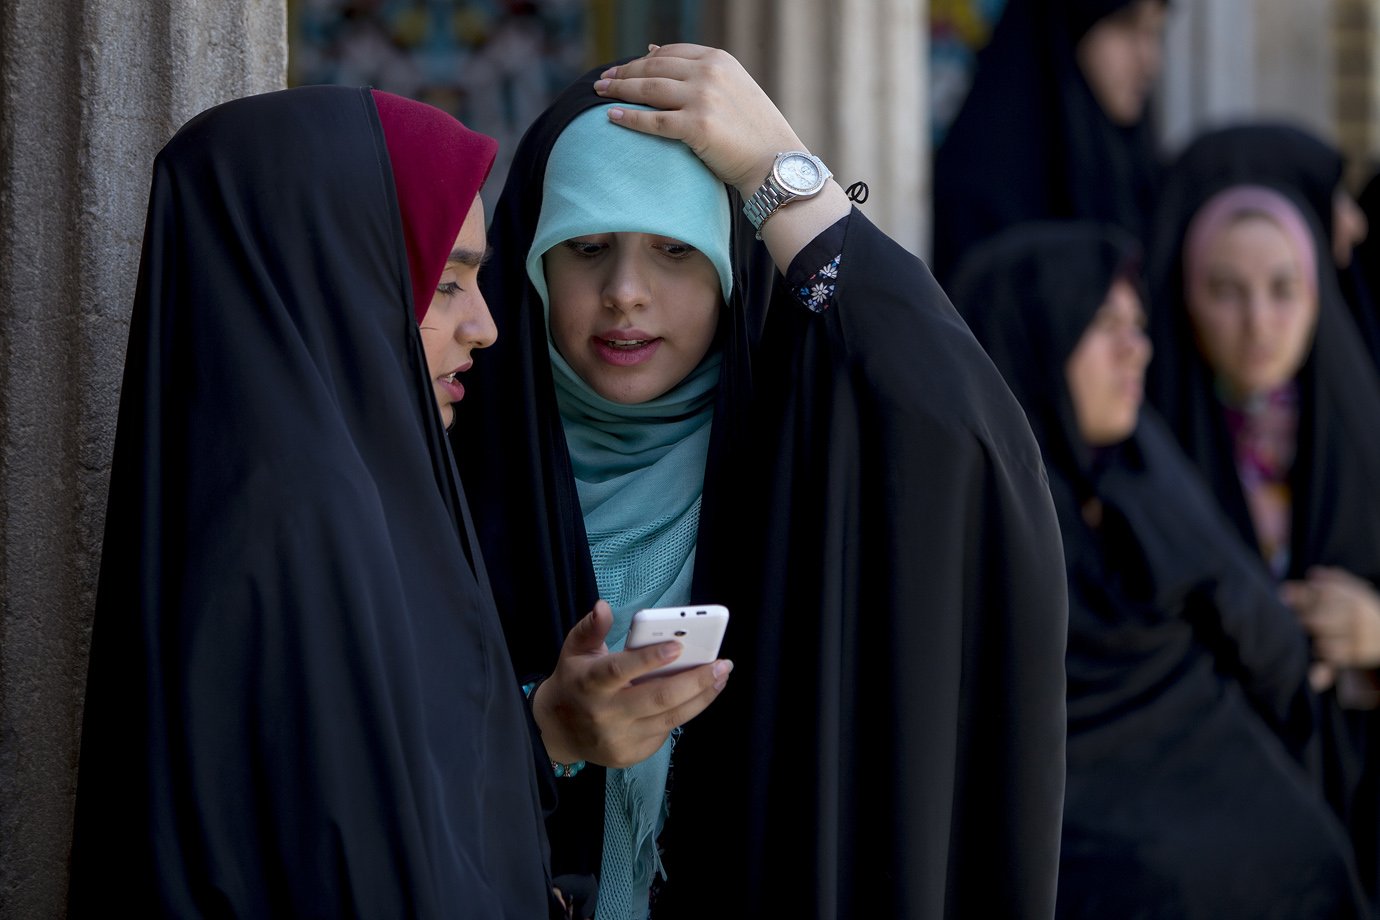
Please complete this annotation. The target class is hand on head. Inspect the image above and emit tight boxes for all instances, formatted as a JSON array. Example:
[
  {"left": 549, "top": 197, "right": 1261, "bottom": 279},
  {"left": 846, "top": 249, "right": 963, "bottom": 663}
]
[
  {"left": 593, "top": 43, "right": 851, "bottom": 269},
  {"left": 531, "top": 599, "right": 732, "bottom": 769},
  {"left": 593, "top": 43, "right": 803, "bottom": 199}
]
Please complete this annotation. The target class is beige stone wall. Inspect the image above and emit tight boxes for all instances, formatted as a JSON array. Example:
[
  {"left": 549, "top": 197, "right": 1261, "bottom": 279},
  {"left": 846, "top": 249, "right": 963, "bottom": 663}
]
[
  {"left": 1161, "top": 0, "right": 1380, "bottom": 185},
  {"left": 1335, "top": 0, "right": 1380, "bottom": 188},
  {"left": 1160, "top": 0, "right": 1345, "bottom": 156},
  {"left": 1256, "top": 0, "right": 1336, "bottom": 134},
  {"left": 0, "top": 2, "right": 285, "bottom": 914}
]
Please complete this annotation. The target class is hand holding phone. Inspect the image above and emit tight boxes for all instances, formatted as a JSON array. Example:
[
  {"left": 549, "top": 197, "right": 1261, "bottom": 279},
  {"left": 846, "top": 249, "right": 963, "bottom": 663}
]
[
  {"left": 531, "top": 600, "right": 734, "bottom": 767},
  {"left": 625, "top": 604, "right": 730, "bottom": 682}
]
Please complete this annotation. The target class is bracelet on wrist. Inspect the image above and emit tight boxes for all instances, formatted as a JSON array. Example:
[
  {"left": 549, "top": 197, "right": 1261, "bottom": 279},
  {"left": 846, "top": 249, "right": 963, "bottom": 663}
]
[{"left": 521, "top": 680, "right": 587, "bottom": 779}]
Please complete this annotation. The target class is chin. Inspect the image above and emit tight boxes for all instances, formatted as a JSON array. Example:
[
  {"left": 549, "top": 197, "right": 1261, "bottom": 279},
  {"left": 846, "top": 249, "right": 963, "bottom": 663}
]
[
  {"left": 1238, "top": 373, "right": 1287, "bottom": 398},
  {"left": 1109, "top": 413, "right": 1140, "bottom": 444},
  {"left": 593, "top": 378, "right": 672, "bottom": 406}
]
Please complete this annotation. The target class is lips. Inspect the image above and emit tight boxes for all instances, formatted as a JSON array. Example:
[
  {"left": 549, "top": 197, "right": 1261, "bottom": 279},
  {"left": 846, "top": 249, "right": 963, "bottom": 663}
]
[
  {"left": 593, "top": 328, "right": 662, "bottom": 367},
  {"left": 437, "top": 361, "right": 472, "bottom": 402}
]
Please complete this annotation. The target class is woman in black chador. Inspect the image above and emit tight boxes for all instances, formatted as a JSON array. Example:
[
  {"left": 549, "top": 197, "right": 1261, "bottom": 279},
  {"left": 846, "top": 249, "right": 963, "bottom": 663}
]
[
  {"left": 1146, "top": 179, "right": 1380, "bottom": 907},
  {"left": 69, "top": 86, "right": 559, "bottom": 917},
  {"left": 454, "top": 43, "right": 1069, "bottom": 919},
  {"left": 953, "top": 222, "right": 1367, "bottom": 919},
  {"left": 1146, "top": 123, "right": 1379, "bottom": 370},
  {"left": 933, "top": 0, "right": 1168, "bottom": 283}
]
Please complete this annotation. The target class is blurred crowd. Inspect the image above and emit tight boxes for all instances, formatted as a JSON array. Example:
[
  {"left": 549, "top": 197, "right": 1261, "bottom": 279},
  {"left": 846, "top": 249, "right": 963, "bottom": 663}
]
[{"left": 936, "top": 0, "right": 1380, "bottom": 916}]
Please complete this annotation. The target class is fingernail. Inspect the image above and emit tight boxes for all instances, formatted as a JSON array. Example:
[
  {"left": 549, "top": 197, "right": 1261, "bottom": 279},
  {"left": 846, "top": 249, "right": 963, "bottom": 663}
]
[
  {"left": 607, "top": 107, "right": 624, "bottom": 121},
  {"left": 659, "top": 641, "right": 682, "bottom": 661},
  {"left": 712, "top": 660, "right": 733, "bottom": 679},
  {"left": 593, "top": 79, "right": 610, "bottom": 93},
  {"left": 601, "top": 65, "right": 619, "bottom": 79},
  {"left": 647, "top": 43, "right": 661, "bottom": 52}
]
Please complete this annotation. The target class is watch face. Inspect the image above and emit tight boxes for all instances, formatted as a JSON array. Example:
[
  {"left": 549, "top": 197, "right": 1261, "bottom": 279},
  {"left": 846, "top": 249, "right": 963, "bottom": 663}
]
[{"left": 775, "top": 153, "right": 823, "bottom": 195}]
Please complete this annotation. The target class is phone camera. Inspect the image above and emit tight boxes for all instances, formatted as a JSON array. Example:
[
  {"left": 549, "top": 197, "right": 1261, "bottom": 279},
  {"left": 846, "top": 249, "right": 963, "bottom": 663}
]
[{"left": 674, "top": 629, "right": 687, "bottom": 637}]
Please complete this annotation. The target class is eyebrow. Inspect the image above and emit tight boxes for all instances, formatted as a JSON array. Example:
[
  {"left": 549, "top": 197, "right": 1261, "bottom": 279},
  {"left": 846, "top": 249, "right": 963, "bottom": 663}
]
[{"left": 448, "top": 246, "right": 491, "bottom": 268}]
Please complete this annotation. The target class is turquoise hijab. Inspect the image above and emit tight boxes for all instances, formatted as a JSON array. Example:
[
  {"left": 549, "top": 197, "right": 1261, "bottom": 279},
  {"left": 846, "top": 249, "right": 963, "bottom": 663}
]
[{"left": 526, "top": 105, "right": 732, "bottom": 920}]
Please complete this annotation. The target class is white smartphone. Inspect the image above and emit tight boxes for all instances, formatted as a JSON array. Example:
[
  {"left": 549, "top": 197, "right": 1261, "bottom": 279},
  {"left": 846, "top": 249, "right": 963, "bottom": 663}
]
[{"left": 625, "top": 604, "right": 730, "bottom": 682}]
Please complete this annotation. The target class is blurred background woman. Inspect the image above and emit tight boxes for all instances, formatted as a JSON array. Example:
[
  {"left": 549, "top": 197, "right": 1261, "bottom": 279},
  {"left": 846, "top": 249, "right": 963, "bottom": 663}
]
[
  {"left": 954, "top": 221, "right": 1367, "bottom": 919},
  {"left": 1146, "top": 181, "right": 1380, "bottom": 906},
  {"left": 932, "top": 0, "right": 1169, "bottom": 283},
  {"left": 1146, "top": 124, "right": 1378, "bottom": 370}
]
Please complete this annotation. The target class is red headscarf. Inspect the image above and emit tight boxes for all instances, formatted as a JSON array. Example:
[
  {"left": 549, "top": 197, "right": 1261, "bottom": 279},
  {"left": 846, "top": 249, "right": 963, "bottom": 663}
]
[{"left": 371, "top": 89, "right": 497, "bottom": 323}]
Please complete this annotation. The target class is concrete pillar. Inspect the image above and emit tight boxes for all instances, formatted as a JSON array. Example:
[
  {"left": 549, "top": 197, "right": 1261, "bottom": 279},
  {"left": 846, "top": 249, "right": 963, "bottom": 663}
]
[
  {"left": 705, "top": 0, "right": 930, "bottom": 256},
  {"left": 0, "top": 1, "right": 285, "bottom": 914}
]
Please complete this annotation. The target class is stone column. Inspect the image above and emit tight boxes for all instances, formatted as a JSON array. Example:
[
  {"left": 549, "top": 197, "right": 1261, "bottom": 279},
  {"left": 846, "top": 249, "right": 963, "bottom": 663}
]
[
  {"left": 1159, "top": 0, "right": 1339, "bottom": 156},
  {"left": 1158, "top": 0, "right": 1259, "bottom": 152},
  {"left": 0, "top": 1, "right": 285, "bottom": 914},
  {"left": 705, "top": 0, "right": 930, "bottom": 256},
  {"left": 1255, "top": 0, "right": 1335, "bottom": 136}
]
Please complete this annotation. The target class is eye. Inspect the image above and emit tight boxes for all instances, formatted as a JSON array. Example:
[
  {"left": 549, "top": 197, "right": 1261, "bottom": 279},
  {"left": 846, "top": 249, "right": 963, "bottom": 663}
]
[
  {"left": 562, "top": 239, "right": 607, "bottom": 257},
  {"left": 436, "top": 280, "right": 462, "bottom": 296},
  {"left": 1271, "top": 277, "right": 1301, "bottom": 302},
  {"left": 1205, "top": 278, "right": 1243, "bottom": 305},
  {"left": 653, "top": 238, "right": 697, "bottom": 259}
]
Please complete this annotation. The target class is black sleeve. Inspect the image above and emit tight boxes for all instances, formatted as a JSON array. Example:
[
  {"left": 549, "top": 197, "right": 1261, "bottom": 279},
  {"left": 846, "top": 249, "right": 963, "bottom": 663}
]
[
  {"left": 663, "top": 209, "right": 1068, "bottom": 918},
  {"left": 782, "top": 213, "right": 849, "bottom": 313}
]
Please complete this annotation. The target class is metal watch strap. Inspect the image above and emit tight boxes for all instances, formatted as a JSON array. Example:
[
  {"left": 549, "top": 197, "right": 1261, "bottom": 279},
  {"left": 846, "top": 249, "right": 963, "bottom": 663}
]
[{"left": 743, "top": 176, "right": 793, "bottom": 237}]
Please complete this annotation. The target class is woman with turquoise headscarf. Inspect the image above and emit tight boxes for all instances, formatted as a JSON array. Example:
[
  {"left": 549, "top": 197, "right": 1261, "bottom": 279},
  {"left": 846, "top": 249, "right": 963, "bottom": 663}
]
[
  {"left": 523, "top": 99, "right": 735, "bottom": 918},
  {"left": 456, "top": 44, "right": 1069, "bottom": 919}
]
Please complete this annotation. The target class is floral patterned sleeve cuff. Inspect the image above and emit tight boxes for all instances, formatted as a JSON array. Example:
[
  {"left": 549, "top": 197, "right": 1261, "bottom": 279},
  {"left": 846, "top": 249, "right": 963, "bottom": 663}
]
[{"left": 785, "top": 212, "right": 850, "bottom": 314}]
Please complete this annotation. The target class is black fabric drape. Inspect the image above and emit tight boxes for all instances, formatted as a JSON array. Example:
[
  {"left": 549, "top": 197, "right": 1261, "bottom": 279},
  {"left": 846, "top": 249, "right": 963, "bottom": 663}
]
[
  {"left": 69, "top": 86, "right": 552, "bottom": 918},
  {"left": 455, "top": 64, "right": 1069, "bottom": 918},
  {"left": 953, "top": 221, "right": 1366, "bottom": 918},
  {"left": 1360, "top": 171, "right": 1380, "bottom": 298},
  {"left": 1354, "top": 169, "right": 1380, "bottom": 370},
  {"left": 932, "top": 0, "right": 1165, "bottom": 284}
]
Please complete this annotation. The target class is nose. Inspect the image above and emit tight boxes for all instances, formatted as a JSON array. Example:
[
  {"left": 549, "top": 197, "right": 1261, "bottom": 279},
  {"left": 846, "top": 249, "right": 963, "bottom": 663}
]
[
  {"left": 1120, "top": 325, "right": 1152, "bottom": 367},
  {"left": 1242, "top": 289, "right": 1270, "bottom": 339},
  {"left": 601, "top": 247, "right": 652, "bottom": 315},
  {"left": 462, "top": 289, "right": 498, "bottom": 351},
  {"left": 1139, "top": 33, "right": 1162, "bottom": 79}
]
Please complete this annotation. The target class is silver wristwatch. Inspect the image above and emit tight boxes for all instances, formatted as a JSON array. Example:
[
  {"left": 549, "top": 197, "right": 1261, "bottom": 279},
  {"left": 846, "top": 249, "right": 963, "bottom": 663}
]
[{"left": 742, "top": 151, "right": 832, "bottom": 238}]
